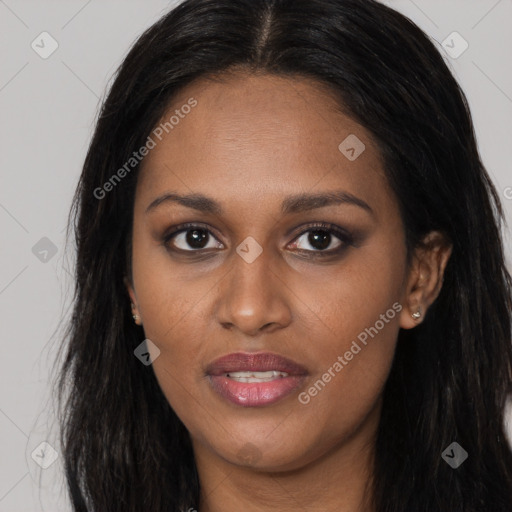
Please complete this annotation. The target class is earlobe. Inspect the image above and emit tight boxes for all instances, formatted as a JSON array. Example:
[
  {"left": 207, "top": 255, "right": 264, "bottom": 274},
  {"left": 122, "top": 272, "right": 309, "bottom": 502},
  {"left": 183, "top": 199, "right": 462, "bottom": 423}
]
[
  {"left": 399, "top": 296, "right": 425, "bottom": 330},
  {"left": 131, "top": 302, "right": 142, "bottom": 326},
  {"left": 124, "top": 276, "right": 142, "bottom": 326}
]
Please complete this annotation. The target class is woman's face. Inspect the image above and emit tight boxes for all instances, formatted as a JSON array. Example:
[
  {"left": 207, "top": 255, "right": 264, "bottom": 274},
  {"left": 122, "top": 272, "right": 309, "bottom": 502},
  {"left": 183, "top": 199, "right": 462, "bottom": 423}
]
[{"left": 127, "top": 72, "right": 421, "bottom": 472}]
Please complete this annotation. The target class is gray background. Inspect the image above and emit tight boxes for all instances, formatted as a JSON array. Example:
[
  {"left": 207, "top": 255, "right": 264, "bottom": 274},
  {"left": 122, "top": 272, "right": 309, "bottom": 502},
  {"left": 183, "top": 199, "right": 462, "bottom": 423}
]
[{"left": 1, "top": 0, "right": 511, "bottom": 510}]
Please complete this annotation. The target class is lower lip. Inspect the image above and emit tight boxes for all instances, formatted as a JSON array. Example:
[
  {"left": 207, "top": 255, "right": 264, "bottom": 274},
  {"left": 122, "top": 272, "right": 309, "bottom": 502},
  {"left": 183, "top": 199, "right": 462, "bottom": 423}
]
[{"left": 208, "top": 375, "right": 306, "bottom": 407}]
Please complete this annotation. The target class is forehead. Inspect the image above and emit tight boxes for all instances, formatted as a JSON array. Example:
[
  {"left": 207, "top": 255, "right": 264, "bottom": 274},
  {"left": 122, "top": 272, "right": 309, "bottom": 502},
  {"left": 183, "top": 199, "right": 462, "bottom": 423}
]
[{"left": 135, "top": 72, "right": 393, "bottom": 218}]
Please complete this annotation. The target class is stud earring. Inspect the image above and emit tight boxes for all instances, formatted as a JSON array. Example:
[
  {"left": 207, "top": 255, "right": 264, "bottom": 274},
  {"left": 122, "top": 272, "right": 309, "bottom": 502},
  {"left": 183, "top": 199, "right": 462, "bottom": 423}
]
[
  {"left": 411, "top": 307, "right": 422, "bottom": 320},
  {"left": 131, "top": 302, "right": 141, "bottom": 325}
]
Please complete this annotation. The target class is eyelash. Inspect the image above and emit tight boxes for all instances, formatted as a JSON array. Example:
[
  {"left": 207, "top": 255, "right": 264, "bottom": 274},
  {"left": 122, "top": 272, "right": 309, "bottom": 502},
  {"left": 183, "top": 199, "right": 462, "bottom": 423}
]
[{"left": 162, "top": 222, "right": 355, "bottom": 258}]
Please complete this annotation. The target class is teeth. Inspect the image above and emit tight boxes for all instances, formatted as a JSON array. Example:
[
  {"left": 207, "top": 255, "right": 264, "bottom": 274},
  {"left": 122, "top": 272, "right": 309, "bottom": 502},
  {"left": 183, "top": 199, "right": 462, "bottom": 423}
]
[{"left": 224, "top": 370, "right": 289, "bottom": 382}]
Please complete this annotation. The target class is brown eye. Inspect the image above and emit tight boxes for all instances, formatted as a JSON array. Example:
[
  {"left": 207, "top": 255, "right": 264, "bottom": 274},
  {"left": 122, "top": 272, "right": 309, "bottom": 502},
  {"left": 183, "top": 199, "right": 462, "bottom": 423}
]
[
  {"left": 288, "top": 222, "right": 354, "bottom": 255},
  {"left": 292, "top": 229, "right": 342, "bottom": 252},
  {"left": 163, "top": 222, "right": 354, "bottom": 257},
  {"left": 164, "top": 224, "right": 224, "bottom": 252}
]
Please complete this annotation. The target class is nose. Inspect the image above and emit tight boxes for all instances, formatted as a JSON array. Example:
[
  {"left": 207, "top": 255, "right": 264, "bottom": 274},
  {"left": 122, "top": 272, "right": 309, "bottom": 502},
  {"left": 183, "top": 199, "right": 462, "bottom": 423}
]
[{"left": 214, "top": 248, "right": 293, "bottom": 336}]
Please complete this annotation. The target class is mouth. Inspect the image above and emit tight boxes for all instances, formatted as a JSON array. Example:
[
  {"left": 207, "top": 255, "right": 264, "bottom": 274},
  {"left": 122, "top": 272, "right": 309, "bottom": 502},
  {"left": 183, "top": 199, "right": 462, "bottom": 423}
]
[
  {"left": 205, "top": 352, "right": 308, "bottom": 407},
  {"left": 221, "top": 370, "right": 290, "bottom": 382}
]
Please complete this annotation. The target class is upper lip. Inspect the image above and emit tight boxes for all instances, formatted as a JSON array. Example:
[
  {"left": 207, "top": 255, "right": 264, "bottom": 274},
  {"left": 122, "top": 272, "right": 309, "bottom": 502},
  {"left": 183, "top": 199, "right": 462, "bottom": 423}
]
[{"left": 205, "top": 352, "right": 308, "bottom": 376}]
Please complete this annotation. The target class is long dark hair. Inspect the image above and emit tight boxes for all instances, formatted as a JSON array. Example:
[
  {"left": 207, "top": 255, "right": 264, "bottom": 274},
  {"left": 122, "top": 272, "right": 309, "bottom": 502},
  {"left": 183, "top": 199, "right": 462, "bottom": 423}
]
[{"left": 54, "top": 0, "right": 512, "bottom": 510}]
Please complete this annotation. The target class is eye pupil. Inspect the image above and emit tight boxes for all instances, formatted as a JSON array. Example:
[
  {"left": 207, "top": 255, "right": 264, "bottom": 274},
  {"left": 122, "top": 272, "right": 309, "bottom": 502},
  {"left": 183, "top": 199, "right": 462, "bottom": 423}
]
[
  {"left": 186, "top": 229, "right": 208, "bottom": 248},
  {"left": 308, "top": 230, "right": 331, "bottom": 250}
]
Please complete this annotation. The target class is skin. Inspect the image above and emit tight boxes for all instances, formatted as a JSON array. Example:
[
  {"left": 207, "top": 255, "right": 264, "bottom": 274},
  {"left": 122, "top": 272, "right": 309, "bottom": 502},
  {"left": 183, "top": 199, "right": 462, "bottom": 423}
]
[{"left": 126, "top": 71, "right": 452, "bottom": 512}]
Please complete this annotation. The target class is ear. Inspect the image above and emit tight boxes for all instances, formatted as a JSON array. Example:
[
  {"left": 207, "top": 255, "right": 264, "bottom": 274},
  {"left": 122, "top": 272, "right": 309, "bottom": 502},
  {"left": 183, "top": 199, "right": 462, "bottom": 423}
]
[
  {"left": 124, "top": 275, "right": 140, "bottom": 319},
  {"left": 399, "top": 231, "right": 453, "bottom": 329}
]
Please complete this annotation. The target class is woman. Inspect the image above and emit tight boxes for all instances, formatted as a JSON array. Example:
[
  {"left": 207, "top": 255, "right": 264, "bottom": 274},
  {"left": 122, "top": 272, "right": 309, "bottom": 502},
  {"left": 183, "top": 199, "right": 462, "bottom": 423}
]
[{"left": 55, "top": 0, "right": 512, "bottom": 510}]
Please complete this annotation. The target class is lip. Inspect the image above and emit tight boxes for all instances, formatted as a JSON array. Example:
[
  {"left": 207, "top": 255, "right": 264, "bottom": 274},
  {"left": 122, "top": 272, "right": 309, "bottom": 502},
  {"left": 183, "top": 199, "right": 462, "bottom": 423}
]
[
  {"left": 205, "top": 352, "right": 308, "bottom": 407},
  {"left": 206, "top": 352, "right": 308, "bottom": 376}
]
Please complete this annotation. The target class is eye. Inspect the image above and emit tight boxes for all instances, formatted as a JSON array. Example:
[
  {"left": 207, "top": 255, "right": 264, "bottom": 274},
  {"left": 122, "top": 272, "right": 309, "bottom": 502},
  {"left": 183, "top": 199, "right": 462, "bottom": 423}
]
[
  {"left": 163, "top": 223, "right": 223, "bottom": 252},
  {"left": 288, "top": 222, "right": 353, "bottom": 255},
  {"left": 162, "top": 222, "right": 354, "bottom": 255}
]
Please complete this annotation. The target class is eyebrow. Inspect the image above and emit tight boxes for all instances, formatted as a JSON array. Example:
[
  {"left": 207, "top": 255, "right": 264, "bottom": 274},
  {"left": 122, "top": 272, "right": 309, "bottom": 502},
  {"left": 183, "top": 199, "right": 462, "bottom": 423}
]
[{"left": 145, "top": 190, "right": 374, "bottom": 217}]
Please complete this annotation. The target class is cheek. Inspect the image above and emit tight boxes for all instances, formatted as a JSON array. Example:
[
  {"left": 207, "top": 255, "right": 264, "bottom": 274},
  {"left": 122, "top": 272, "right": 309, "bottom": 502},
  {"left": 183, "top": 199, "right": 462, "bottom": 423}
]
[
  {"left": 291, "top": 239, "right": 404, "bottom": 420},
  {"left": 131, "top": 254, "right": 212, "bottom": 420},
  {"left": 141, "top": 302, "right": 209, "bottom": 430},
  {"left": 289, "top": 233, "right": 405, "bottom": 349},
  {"left": 131, "top": 228, "right": 210, "bottom": 342},
  {"left": 295, "top": 297, "right": 400, "bottom": 447}
]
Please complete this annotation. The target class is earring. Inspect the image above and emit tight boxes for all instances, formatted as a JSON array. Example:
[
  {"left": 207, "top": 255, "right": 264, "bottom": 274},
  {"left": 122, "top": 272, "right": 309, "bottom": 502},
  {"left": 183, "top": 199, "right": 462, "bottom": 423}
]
[
  {"left": 131, "top": 302, "right": 141, "bottom": 325},
  {"left": 411, "top": 307, "right": 422, "bottom": 320}
]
